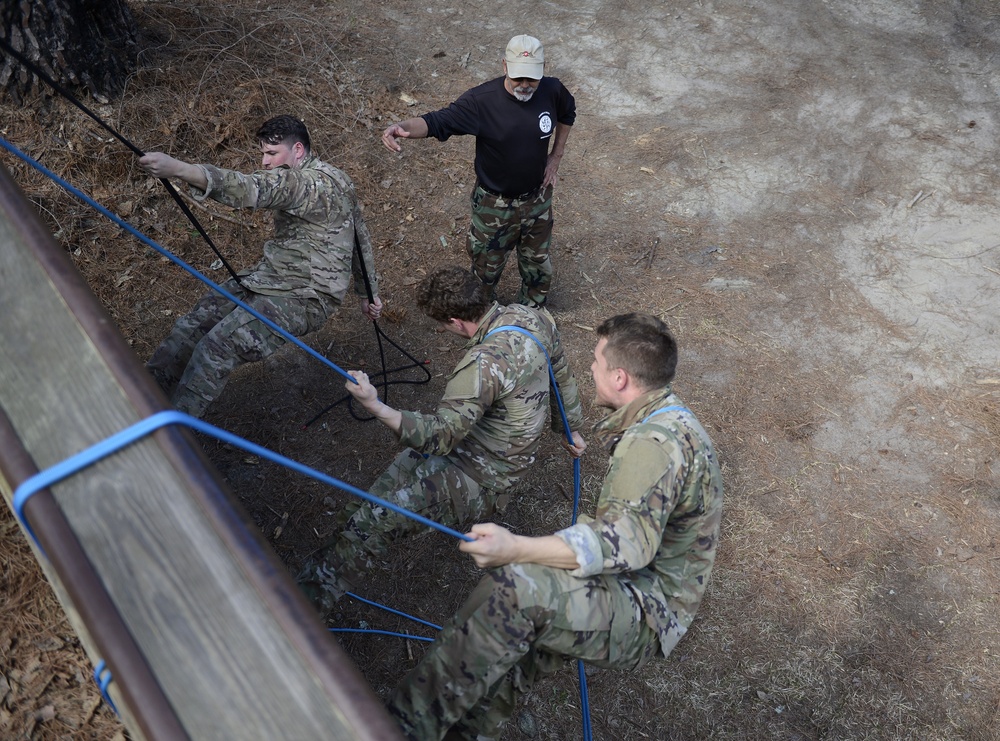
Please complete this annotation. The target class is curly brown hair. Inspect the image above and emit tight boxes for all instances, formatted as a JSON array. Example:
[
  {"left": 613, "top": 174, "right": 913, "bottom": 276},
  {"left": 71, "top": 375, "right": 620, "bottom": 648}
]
[
  {"left": 596, "top": 313, "right": 678, "bottom": 389},
  {"left": 416, "top": 266, "right": 491, "bottom": 323},
  {"left": 256, "top": 115, "right": 311, "bottom": 153}
]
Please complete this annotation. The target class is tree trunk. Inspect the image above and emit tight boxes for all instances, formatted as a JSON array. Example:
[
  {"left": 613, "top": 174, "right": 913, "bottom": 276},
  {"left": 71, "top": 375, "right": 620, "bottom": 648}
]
[{"left": 1, "top": 0, "right": 138, "bottom": 104}]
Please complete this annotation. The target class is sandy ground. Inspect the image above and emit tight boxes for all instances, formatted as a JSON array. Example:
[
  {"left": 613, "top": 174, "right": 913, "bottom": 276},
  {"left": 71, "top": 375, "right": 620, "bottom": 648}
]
[{"left": 3, "top": 0, "right": 1000, "bottom": 739}]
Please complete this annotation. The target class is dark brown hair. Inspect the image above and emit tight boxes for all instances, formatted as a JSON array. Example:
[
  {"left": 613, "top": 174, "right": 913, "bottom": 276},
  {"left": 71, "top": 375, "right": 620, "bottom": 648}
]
[
  {"left": 596, "top": 313, "right": 678, "bottom": 389},
  {"left": 416, "top": 266, "right": 491, "bottom": 323},
  {"left": 256, "top": 115, "right": 311, "bottom": 153}
]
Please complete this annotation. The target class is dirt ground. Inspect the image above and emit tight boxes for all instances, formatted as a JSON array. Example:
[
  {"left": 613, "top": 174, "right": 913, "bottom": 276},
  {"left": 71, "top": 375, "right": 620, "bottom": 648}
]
[{"left": 3, "top": 0, "right": 1000, "bottom": 738}]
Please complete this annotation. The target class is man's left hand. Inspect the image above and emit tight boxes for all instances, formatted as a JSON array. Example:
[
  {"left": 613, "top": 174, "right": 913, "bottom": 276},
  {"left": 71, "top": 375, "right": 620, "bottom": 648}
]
[
  {"left": 561, "top": 430, "right": 586, "bottom": 458},
  {"left": 361, "top": 296, "right": 383, "bottom": 321},
  {"left": 542, "top": 152, "right": 563, "bottom": 188}
]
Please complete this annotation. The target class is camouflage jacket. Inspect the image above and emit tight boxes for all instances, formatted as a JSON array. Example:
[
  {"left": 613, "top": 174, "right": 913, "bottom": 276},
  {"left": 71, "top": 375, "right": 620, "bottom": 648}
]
[
  {"left": 555, "top": 386, "right": 723, "bottom": 657},
  {"left": 398, "top": 302, "right": 583, "bottom": 492},
  {"left": 191, "top": 154, "right": 378, "bottom": 302}
]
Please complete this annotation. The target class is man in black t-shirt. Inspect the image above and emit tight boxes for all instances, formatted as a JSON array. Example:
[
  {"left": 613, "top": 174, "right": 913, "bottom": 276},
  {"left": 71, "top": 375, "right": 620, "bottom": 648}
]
[{"left": 382, "top": 34, "right": 576, "bottom": 307}]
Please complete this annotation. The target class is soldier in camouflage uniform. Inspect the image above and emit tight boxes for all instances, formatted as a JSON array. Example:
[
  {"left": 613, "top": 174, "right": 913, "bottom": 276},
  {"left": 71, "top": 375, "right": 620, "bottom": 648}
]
[
  {"left": 139, "top": 115, "right": 381, "bottom": 417},
  {"left": 382, "top": 35, "right": 575, "bottom": 307},
  {"left": 297, "top": 266, "right": 585, "bottom": 614},
  {"left": 388, "top": 313, "right": 724, "bottom": 741}
]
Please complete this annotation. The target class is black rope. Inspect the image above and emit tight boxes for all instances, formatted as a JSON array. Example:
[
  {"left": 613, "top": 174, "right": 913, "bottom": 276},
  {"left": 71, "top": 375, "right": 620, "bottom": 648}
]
[
  {"left": 0, "top": 34, "right": 244, "bottom": 285},
  {"left": 301, "top": 230, "right": 431, "bottom": 428},
  {"left": 1, "top": 33, "right": 431, "bottom": 423}
]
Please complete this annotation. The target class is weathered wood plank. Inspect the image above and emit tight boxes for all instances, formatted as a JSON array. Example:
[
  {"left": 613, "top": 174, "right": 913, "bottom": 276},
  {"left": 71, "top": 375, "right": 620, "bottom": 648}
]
[{"left": 0, "top": 164, "right": 402, "bottom": 740}]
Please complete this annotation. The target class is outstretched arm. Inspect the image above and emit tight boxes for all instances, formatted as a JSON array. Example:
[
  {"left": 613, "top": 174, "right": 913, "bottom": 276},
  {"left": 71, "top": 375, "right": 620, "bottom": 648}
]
[
  {"left": 381, "top": 117, "right": 430, "bottom": 152},
  {"left": 344, "top": 370, "right": 401, "bottom": 434},
  {"left": 459, "top": 522, "right": 579, "bottom": 570},
  {"left": 139, "top": 152, "right": 208, "bottom": 192}
]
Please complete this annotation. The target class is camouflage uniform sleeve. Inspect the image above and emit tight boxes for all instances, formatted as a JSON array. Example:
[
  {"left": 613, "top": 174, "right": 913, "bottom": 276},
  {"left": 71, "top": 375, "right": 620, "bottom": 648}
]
[
  {"left": 397, "top": 351, "right": 503, "bottom": 455},
  {"left": 350, "top": 208, "right": 379, "bottom": 298},
  {"left": 547, "top": 327, "right": 584, "bottom": 432},
  {"left": 190, "top": 164, "right": 265, "bottom": 208},
  {"left": 193, "top": 164, "right": 341, "bottom": 215},
  {"left": 554, "top": 433, "right": 677, "bottom": 576}
]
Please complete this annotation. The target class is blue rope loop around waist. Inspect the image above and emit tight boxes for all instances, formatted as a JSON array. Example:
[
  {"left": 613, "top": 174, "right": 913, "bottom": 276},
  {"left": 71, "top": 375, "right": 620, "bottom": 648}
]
[
  {"left": 483, "top": 325, "right": 575, "bottom": 447},
  {"left": 641, "top": 404, "right": 714, "bottom": 452},
  {"left": 641, "top": 405, "right": 691, "bottom": 424},
  {"left": 0, "top": 135, "right": 356, "bottom": 385}
]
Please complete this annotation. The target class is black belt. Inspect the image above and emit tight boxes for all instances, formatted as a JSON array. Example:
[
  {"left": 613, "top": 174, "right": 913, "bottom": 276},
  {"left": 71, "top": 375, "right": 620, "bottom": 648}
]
[{"left": 477, "top": 182, "right": 543, "bottom": 201}]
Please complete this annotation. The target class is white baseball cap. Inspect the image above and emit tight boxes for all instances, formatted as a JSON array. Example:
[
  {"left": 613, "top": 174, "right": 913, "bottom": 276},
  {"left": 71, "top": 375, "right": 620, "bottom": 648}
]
[{"left": 505, "top": 35, "right": 544, "bottom": 80}]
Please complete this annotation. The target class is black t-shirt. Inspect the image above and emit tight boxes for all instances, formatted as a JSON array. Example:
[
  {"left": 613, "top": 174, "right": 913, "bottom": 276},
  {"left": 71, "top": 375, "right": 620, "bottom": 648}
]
[{"left": 422, "top": 77, "right": 576, "bottom": 197}]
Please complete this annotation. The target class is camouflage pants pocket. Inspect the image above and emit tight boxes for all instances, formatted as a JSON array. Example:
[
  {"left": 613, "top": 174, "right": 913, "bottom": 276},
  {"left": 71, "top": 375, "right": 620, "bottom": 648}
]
[
  {"left": 514, "top": 565, "right": 655, "bottom": 669},
  {"left": 467, "top": 186, "right": 554, "bottom": 305},
  {"left": 147, "top": 278, "right": 245, "bottom": 392}
]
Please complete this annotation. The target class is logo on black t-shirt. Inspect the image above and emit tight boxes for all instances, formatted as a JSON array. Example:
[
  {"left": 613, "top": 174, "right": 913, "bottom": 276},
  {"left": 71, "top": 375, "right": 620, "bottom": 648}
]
[{"left": 538, "top": 112, "right": 553, "bottom": 137}]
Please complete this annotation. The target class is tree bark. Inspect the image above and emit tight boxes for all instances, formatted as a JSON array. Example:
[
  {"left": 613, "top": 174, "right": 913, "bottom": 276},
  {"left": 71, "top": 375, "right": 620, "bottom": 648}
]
[{"left": 1, "top": 0, "right": 138, "bottom": 104}]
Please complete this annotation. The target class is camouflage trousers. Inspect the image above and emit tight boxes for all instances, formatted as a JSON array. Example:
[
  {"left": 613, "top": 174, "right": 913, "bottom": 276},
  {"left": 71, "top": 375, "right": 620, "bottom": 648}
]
[
  {"left": 297, "top": 448, "right": 504, "bottom": 613},
  {"left": 146, "top": 279, "right": 333, "bottom": 417},
  {"left": 388, "top": 563, "right": 662, "bottom": 741},
  {"left": 468, "top": 183, "right": 554, "bottom": 307}
]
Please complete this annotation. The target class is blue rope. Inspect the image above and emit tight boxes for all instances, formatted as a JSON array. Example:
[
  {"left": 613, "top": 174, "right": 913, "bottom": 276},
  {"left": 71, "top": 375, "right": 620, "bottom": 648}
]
[
  {"left": 0, "top": 136, "right": 357, "bottom": 385},
  {"left": 483, "top": 325, "right": 592, "bottom": 741},
  {"left": 344, "top": 592, "right": 442, "bottom": 632},
  {"left": 641, "top": 405, "right": 691, "bottom": 424},
  {"left": 13, "top": 410, "right": 473, "bottom": 556},
  {"left": 93, "top": 660, "right": 120, "bottom": 716},
  {"left": 484, "top": 325, "right": 583, "bottom": 519},
  {"left": 1, "top": 139, "right": 593, "bottom": 731}
]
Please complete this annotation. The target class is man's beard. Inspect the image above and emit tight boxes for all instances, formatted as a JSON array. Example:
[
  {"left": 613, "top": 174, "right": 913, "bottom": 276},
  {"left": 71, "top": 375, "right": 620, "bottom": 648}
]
[{"left": 512, "top": 87, "right": 536, "bottom": 102}]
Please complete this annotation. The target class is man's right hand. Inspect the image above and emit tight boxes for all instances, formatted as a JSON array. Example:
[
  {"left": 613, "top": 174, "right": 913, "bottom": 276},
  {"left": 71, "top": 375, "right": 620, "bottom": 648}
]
[
  {"left": 460, "top": 524, "right": 580, "bottom": 571},
  {"left": 381, "top": 123, "right": 409, "bottom": 152},
  {"left": 139, "top": 152, "right": 208, "bottom": 191},
  {"left": 459, "top": 523, "right": 520, "bottom": 568},
  {"left": 381, "top": 118, "right": 428, "bottom": 153},
  {"left": 139, "top": 152, "right": 185, "bottom": 179},
  {"left": 344, "top": 370, "right": 404, "bottom": 435},
  {"left": 345, "top": 370, "right": 379, "bottom": 406}
]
